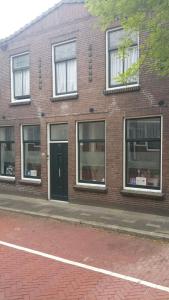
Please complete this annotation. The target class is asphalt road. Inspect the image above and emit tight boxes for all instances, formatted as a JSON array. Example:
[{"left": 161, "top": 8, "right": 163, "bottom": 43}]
[{"left": 0, "top": 210, "right": 169, "bottom": 300}]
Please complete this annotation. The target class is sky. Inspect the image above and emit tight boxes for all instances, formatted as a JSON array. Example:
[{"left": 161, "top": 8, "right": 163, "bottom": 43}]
[{"left": 0, "top": 0, "right": 60, "bottom": 39}]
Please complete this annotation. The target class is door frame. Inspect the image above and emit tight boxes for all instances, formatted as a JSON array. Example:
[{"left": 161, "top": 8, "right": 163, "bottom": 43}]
[{"left": 47, "top": 123, "right": 68, "bottom": 201}]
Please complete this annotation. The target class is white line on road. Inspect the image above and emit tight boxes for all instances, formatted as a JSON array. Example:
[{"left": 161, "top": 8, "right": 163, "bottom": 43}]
[{"left": 0, "top": 240, "right": 169, "bottom": 293}]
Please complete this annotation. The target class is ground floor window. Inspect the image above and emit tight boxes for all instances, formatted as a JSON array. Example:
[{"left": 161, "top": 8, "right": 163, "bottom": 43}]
[
  {"left": 78, "top": 121, "right": 105, "bottom": 184},
  {"left": 23, "top": 125, "right": 41, "bottom": 179},
  {"left": 0, "top": 127, "right": 15, "bottom": 177},
  {"left": 125, "top": 117, "right": 161, "bottom": 190}
]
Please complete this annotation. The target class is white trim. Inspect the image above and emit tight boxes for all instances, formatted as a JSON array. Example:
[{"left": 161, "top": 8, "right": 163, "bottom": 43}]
[
  {"left": 106, "top": 27, "right": 139, "bottom": 91},
  {"left": 52, "top": 39, "right": 77, "bottom": 98},
  {"left": 76, "top": 182, "right": 106, "bottom": 189},
  {"left": 47, "top": 124, "right": 50, "bottom": 200},
  {"left": 123, "top": 115, "right": 162, "bottom": 193},
  {"left": 21, "top": 124, "right": 41, "bottom": 182},
  {"left": 10, "top": 51, "right": 30, "bottom": 103},
  {"left": 52, "top": 38, "right": 77, "bottom": 48},
  {"left": 76, "top": 122, "right": 78, "bottom": 185},
  {"left": 76, "top": 120, "right": 106, "bottom": 187},
  {"left": 123, "top": 187, "right": 162, "bottom": 194},
  {"left": 52, "top": 92, "right": 78, "bottom": 99},
  {"left": 50, "top": 141, "right": 68, "bottom": 144},
  {"left": 0, "top": 176, "right": 15, "bottom": 181},
  {"left": 1, "top": 240, "right": 169, "bottom": 293},
  {"left": 106, "top": 83, "right": 139, "bottom": 92},
  {"left": 20, "top": 125, "right": 24, "bottom": 179},
  {"left": 20, "top": 178, "right": 41, "bottom": 184},
  {"left": 11, "top": 99, "right": 31, "bottom": 104},
  {"left": 160, "top": 116, "right": 163, "bottom": 190}
]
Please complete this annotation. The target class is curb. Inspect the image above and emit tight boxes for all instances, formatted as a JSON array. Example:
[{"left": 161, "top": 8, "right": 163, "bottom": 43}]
[{"left": 0, "top": 206, "right": 169, "bottom": 242}]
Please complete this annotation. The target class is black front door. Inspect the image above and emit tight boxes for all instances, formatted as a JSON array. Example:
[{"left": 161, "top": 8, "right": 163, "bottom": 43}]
[{"left": 50, "top": 143, "right": 68, "bottom": 201}]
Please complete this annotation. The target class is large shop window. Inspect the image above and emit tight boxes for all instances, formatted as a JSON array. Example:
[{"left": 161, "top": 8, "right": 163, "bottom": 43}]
[
  {"left": 125, "top": 117, "right": 161, "bottom": 190},
  {"left": 12, "top": 53, "right": 30, "bottom": 101},
  {"left": 107, "top": 28, "right": 138, "bottom": 88},
  {"left": 0, "top": 127, "right": 15, "bottom": 177},
  {"left": 53, "top": 41, "right": 77, "bottom": 96},
  {"left": 78, "top": 121, "right": 105, "bottom": 185},
  {"left": 23, "top": 125, "right": 41, "bottom": 179}
]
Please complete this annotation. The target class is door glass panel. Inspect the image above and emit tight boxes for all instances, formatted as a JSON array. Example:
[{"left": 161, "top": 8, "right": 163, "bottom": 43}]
[{"left": 50, "top": 124, "right": 68, "bottom": 141}]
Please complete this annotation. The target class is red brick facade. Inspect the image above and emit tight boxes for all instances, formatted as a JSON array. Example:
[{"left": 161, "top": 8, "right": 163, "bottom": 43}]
[{"left": 0, "top": 1, "right": 169, "bottom": 214}]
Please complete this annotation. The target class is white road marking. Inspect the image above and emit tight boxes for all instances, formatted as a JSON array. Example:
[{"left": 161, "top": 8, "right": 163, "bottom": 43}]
[{"left": 0, "top": 240, "right": 169, "bottom": 293}]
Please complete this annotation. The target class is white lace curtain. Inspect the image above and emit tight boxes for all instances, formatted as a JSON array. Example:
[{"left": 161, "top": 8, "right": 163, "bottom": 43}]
[
  {"left": 14, "top": 69, "right": 30, "bottom": 97},
  {"left": 110, "top": 46, "right": 138, "bottom": 86},
  {"left": 56, "top": 59, "right": 77, "bottom": 94}
]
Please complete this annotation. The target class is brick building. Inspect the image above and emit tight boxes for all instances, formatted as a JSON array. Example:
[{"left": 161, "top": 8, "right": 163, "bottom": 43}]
[{"left": 0, "top": 0, "right": 169, "bottom": 214}]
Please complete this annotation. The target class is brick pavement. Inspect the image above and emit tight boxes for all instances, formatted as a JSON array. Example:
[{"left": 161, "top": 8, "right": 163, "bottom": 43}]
[{"left": 0, "top": 211, "right": 169, "bottom": 299}]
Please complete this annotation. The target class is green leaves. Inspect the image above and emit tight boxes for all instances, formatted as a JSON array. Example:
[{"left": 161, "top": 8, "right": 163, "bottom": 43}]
[{"left": 86, "top": 0, "right": 169, "bottom": 78}]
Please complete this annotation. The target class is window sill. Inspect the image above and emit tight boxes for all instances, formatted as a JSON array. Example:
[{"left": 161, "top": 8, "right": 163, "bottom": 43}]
[
  {"left": 19, "top": 179, "right": 41, "bottom": 186},
  {"left": 10, "top": 100, "right": 31, "bottom": 106},
  {"left": 104, "top": 84, "right": 140, "bottom": 95},
  {"left": 50, "top": 93, "right": 78, "bottom": 102},
  {"left": 0, "top": 176, "right": 15, "bottom": 184},
  {"left": 121, "top": 189, "right": 165, "bottom": 200},
  {"left": 74, "top": 184, "right": 107, "bottom": 193}
]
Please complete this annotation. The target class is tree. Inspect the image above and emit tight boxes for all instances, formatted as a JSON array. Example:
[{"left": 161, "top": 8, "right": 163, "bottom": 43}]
[{"left": 86, "top": 0, "right": 169, "bottom": 81}]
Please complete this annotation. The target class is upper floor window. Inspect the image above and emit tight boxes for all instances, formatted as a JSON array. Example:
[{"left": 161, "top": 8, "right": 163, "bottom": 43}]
[
  {"left": 53, "top": 40, "right": 77, "bottom": 96},
  {"left": 107, "top": 28, "right": 138, "bottom": 89},
  {"left": 11, "top": 53, "right": 30, "bottom": 101}
]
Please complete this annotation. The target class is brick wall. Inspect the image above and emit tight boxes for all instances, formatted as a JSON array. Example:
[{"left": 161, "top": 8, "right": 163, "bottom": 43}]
[{"left": 0, "top": 2, "right": 169, "bottom": 215}]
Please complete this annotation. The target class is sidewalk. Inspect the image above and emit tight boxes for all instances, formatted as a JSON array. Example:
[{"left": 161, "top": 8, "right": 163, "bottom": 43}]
[{"left": 0, "top": 193, "right": 169, "bottom": 241}]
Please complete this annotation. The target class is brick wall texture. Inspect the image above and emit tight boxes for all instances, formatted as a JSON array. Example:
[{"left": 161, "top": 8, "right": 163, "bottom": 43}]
[{"left": 0, "top": 2, "right": 169, "bottom": 215}]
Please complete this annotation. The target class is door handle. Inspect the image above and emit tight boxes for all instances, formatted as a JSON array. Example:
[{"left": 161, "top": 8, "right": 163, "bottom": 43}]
[{"left": 59, "top": 168, "right": 61, "bottom": 177}]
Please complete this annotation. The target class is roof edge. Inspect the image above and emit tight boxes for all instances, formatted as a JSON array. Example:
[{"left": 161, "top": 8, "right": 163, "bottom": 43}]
[{"left": 0, "top": 0, "right": 85, "bottom": 45}]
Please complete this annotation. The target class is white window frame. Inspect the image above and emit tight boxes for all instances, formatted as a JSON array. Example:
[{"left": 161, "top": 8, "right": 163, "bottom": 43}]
[
  {"left": 123, "top": 115, "right": 163, "bottom": 193},
  {"left": 0, "top": 125, "right": 15, "bottom": 181},
  {"left": 52, "top": 39, "right": 78, "bottom": 98},
  {"left": 76, "top": 120, "right": 106, "bottom": 187},
  {"left": 21, "top": 125, "right": 41, "bottom": 183},
  {"left": 11, "top": 52, "right": 31, "bottom": 103},
  {"left": 106, "top": 27, "right": 139, "bottom": 91}
]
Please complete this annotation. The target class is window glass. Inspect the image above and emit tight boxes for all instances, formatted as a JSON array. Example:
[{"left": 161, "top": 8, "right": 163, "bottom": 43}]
[
  {"left": 109, "top": 30, "right": 137, "bottom": 50},
  {"left": 79, "top": 121, "right": 105, "bottom": 140},
  {"left": 126, "top": 118, "right": 161, "bottom": 190},
  {"left": 56, "top": 62, "right": 66, "bottom": 94},
  {"left": 50, "top": 124, "right": 68, "bottom": 141},
  {"left": 78, "top": 122, "right": 105, "bottom": 184},
  {"left": 12, "top": 53, "right": 30, "bottom": 100},
  {"left": 23, "top": 126, "right": 40, "bottom": 142},
  {"left": 23, "top": 125, "right": 41, "bottom": 179},
  {"left": 54, "top": 42, "right": 76, "bottom": 61},
  {"left": 54, "top": 41, "right": 77, "bottom": 95},
  {"left": 108, "top": 29, "right": 138, "bottom": 87},
  {"left": 67, "top": 60, "right": 77, "bottom": 92},
  {"left": 0, "top": 127, "right": 14, "bottom": 142},
  {"left": 13, "top": 54, "right": 29, "bottom": 69},
  {"left": 126, "top": 118, "right": 161, "bottom": 139},
  {"left": 0, "top": 127, "right": 15, "bottom": 177},
  {"left": 109, "top": 29, "right": 126, "bottom": 49}
]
